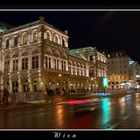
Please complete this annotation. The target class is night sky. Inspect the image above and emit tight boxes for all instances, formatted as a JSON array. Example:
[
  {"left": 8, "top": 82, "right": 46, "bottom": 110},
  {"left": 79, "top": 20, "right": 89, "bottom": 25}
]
[{"left": 0, "top": 11, "right": 140, "bottom": 63}]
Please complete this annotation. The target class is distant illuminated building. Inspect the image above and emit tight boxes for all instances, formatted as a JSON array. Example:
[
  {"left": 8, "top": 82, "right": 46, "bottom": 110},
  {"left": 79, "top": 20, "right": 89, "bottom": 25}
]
[{"left": 107, "top": 52, "right": 140, "bottom": 89}]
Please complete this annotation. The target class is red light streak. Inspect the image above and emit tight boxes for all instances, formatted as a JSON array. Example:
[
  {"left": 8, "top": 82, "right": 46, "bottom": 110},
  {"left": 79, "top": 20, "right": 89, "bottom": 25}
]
[{"left": 66, "top": 99, "right": 92, "bottom": 105}]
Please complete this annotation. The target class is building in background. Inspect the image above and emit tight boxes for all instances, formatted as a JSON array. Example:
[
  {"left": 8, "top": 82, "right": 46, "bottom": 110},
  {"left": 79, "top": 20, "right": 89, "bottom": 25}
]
[{"left": 107, "top": 52, "right": 140, "bottom": 90}]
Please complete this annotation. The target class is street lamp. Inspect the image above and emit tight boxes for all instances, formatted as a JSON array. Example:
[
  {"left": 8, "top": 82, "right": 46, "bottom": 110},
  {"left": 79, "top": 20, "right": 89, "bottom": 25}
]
[
  {"left": 58, "top": 74, "right": 62, "bottom": 95},
  {"left": 91, "top": 77, "right": 94, "bottom": 81}
]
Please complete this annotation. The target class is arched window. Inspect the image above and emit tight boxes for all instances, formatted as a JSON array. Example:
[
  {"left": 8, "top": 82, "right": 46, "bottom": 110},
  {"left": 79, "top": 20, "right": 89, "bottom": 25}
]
[
  {"left": 33, "top": 31, "right": 38, "bottom": 42},
  {"left": 5, "top": 39, "right": 10, "bottom": 48},
  {"left": 14, "top": 36, "right": 18, "bottom": 46},
  {"left": 54, "top": 34, "right": 59, "bottom": 44},
  {"left": 5, "top": 55, "right": 10, "bottom": 60},
  {"left": 46, "top": 31, "right": 51, "bottom": 41},
  {"left": 45, "top": 48, "right": 53, "bottom": 55},
  {"left": 32, "top": 50, "right": 39, "bottom": 55},
  {"left": 62, "top": 38, "right": 65, "bottom": 46},
  {"left": 22, "top": 33, "right": 28, "bottom": 44},
  {"left": 22, "top": 51, "right": 29, "bottom": 56},
  {"left": 13, "top": 53, "right": 19, "bottom": 58},
  {"left": 89, "top": 55, "right": 93, "bottom": 61}
]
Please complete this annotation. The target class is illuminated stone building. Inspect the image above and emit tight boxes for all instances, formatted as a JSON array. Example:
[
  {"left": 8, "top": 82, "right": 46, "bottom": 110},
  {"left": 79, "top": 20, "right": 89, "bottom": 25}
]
[
  {"left": 70, "top": 47, "right": 107, "bottom": 91},
  {"left": 0, "top": 17, "right": 107, "bottom": 95},
  {"left": 107, "top": 52, "right": 140, "bottom": 89}
]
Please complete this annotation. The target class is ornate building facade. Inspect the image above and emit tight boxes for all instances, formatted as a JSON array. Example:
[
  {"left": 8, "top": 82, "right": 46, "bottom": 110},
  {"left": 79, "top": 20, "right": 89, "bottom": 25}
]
[
  {"left": 0, "top": 17, "right": 107, "bottom": 95},
  {"left": 70, "top": 47, "right": 107, "bottom": 92}
]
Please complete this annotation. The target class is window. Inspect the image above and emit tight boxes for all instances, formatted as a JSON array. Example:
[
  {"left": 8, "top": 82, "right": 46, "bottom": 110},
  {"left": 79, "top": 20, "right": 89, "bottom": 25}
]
[
  {"left": 22, "top": 58, "right": 28, "bottom": 70},
  {"left": 14, "top": 37, "right": 18, "bottom": 46},
  {"left": 81, "top": 69, "right": 84, "bottom": 76},
  {"left": 63, "top": 61, "right": 66, "bottom": 71},
  {"left": 48, "top": 57, "right": 51, "bottom": 68},
  {"left": 4, "top": 60, "right": 9, "bottom": 72},
  {"left": 62, "top": 39, "right": 65, "bottom": 46},
  {"left": 89, "top": 69, "right": 94, "bottom": 77},
  {"left": 47, "top": 32, "right": 51, "bottom": 41},
  {"left": 77, "top": 68, "right": 79, "bottom": 75},
  {"left": 69, "top": 66, "right": 71, "bottom": 74},
  {"left": 61, "top": 60, "right": 64, "bottom": 70},
  {"left": 57, "top": 59, "right": 59, "bottom": 69},
  {"left": 33, "top": 31, "right": 38, "bottom": 42},
  {"left": 45, "top": 56, "right": 48, "bottom": 68},
  {"left": 32, "top": 56, "right": 39, "bottom": 69},
  {"left": 13, "top": 59, "right": 18, "bottom": 71},
  {"left": 23, "top": 33, "right": 28, "bottom": 44},
  {"left": 54, "top": 35, "right": 59, "bottom": 44},
  {"left": 84, "top": 69, "right": 86, "bottom": 76},
  {"left": 6, "top": 39, "right": 10, "bottom": 48},
  {"left": 89, "top": 55, "right": 93, "bottom": 61}
]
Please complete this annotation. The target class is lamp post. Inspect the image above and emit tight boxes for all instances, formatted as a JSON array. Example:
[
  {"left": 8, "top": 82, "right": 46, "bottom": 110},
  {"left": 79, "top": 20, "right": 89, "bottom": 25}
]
[
  {"left": 91, "top": 77, "right": 94, "bottom": 92},
  {"left": 58, "top": 74, "right": 62, "bottom": 95}
]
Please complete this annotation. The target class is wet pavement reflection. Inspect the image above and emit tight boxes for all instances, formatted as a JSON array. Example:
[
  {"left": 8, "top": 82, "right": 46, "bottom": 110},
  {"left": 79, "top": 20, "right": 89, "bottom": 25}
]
[{"left": 1, "top": 93, "right": 140, "bottom": 129}]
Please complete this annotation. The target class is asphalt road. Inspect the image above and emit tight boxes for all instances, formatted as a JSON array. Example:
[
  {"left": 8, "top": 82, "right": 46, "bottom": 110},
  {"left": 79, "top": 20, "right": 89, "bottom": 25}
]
[{"left": 0, "top": 93, "right": 140, "bottom": 129}]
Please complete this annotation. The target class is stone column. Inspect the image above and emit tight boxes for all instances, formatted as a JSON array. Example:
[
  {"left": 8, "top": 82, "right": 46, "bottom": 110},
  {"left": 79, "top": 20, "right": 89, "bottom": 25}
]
[
  {"left": 28, "top": 47, "right": 32, "bottom": 70},
  {"left": 38, "top": 54, "right": 41, "bottom": 69},
  {"left": 66, "top": 60, "right": 68, "bottom": 71},
  {"left": 18, "top": 49, "right": 22, "bottom": 71},
  {"left": 1, "top": 75, "right": 3, "bottom": 90},
  {"left": 38, "top": 71, "right": 41, "bottom": 91},
  {"left": 9, "top": 74, "right": 12, "bottom": 93},
  {"left": 28, "top": 72, "right": 32, "bottom": 92},
  {"left": 18, "top": 73, "right": 22, "bottom": 92},
  {"left": 9, "top": 50, "right": 12, "bottom": 73}
]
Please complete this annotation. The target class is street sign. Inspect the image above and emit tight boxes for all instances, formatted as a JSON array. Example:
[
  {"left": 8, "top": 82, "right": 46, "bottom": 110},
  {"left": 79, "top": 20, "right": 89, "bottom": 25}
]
[{"left": 102, "top": 77, "right": 108, "bottom": 88}]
